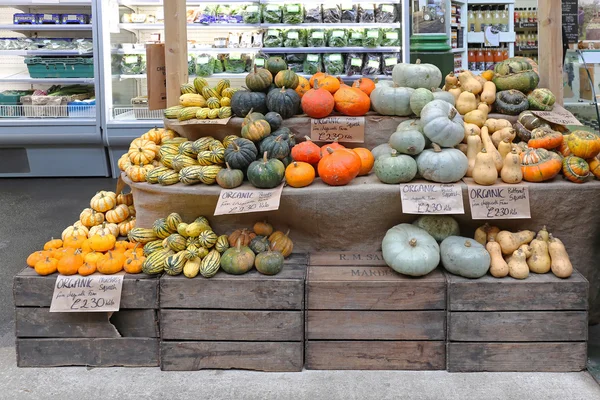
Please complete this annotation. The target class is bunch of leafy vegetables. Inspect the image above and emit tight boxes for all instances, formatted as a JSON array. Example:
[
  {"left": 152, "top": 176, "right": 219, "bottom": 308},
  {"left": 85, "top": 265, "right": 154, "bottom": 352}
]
[{"left": 323, "top": 53, "right": 344, "bottom": 75}]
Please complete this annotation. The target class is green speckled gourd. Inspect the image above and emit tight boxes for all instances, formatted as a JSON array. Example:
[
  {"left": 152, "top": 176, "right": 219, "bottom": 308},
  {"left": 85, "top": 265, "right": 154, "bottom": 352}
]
[
  {"left": 274, "top": 68, "right": 299, "bottom": 89},
  {"left": 527, "top": 88, "right": 556, "bottom": 111},
  {"left": 171, "top": 154, "right": 197, "bottom": 172},
  {"left": 493, "top": 57, "right": 540, "bottom": 93},
  {"left": 218, "top": 107, "right": 232, "bottom": 119},
  {"left": 249, "top": 236, "right": 271, "bottom": 253},
  {"left": 165, "top": 213, "right": 182, "bottom": 232},
  {"left": 246, "top": 65, "right": 273, "bottom": 92},
  {"left": 220, "top": 240, "right": 255, "bottom": 275},
  {"left": 199, "top": 249, "right": 221, "bottom": 278},
  {"left": 247, "top": 152, "right": 285, "bottom": 188},
  {"left": 198, "top": 230, "right": 218, "bottom": 248},
  {"left": 412, "top": 215, "right": 460, "bottom": 243},
  {"left": 241, "top": 110, "right": 271, "bottom": 141},
  {"left": 254, "top": 248, "right": 285, "bottom": 275},
  {"left": 216, "top": 163, "right": 244, "bottom": 189},
  {"left": 146, "top": 167, "right": 170, "bottom": 184}
]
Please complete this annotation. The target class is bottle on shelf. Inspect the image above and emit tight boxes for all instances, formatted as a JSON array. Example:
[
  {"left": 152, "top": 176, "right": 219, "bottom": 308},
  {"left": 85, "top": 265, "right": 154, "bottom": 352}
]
[
  {"left": 483, "top": 6, "right": 492, "bottom": 32},
  {"left": 475, "top": 6, "right": 483, "bottom": 33},
  {"left": 501, "top": 6, "right": 509, "bottom": 32},
  {"left": 514, "top": 7, "right": 520, "bottom": 26},
  {"left": 476, "top": 48, "right": 485, "bottom": 72},
  {"left": 484, "top": 47, "right": 494, "bottom": 71},
  {"left": 468, "top": 48, "right": 476, "bottom": 71},
  {"left": 494, "top": 47, "right": 503, "bottom": 65},
  {"left": 492, "top": 6, "right": 500, "bottom": 31}
]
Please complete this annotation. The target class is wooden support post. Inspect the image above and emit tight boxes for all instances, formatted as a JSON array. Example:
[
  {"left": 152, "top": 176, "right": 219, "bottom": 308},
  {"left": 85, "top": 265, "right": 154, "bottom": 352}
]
[
  {"left": 538, "top": 0, "right": 563, "bottom": 105},
  {"left": 164, "top": 0, "right": 188, "bottom": 107}
]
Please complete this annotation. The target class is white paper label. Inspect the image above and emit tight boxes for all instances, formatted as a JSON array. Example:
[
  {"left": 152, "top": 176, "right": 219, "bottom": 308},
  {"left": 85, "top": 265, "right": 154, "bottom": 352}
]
[
  {"left": 312, "top": 31, "right": 324, "bottom": 39},
  {"left": 287, "top": 5, "right": 300, "bottom": 12},
  {"left": 341, "top": 1, "right": 353, "bottom": 10},
  {"left": 350, "top": 58, "right": 362, "bottom": 66},
  {"left": 311, "top": 117, "right": 365, "bottom": 143},
  {"left": 332, "top": 30, "right": 345, "bottom": 38},
  {"left": 385, "top": 32, "right": 398, "bottom": 39},
  {"left": 466, "top": 180, "right": 531, "bottom": 219},
  {"left": 197, "top": 56, "right": 209, "bottom": 64},
  {"left": 329, "top": 54, "right": 342, "bottom": 61},
  {"left": 229, "top": 52, "right": 241, "bottom": 60},
  {"left": 367, "top": 60, "right": 380, "bottom": 68},
  {"left": 43, "top": 14, "right": 52, "bottom": 19},
  {"left": 255, "top": 58, "right": 265, "bottom": 66},
  {"left": 384, "top": 57, "right": 398, "bottom": 66},
  {"left": 382, "top": 5, "right": 395, "bottom": 13},
  {"left": 367, "top": 30, "right": 379, "bottom": 38},
  {"left": 267, "top": 5, "right": 279, "bottom": 11},
  {"left": 124, "top": 55, "right": 138, "bottom": 63},
  {"left": 50, "top": 273, "right": 124, "bottom": 313},
  {"left": 246, "top": 5, "right": 259, "bottom": 12},
  {"left": 307, "top": 54, "right": 319, "bottom": 61},
  {"left": 400, "top": 182, "right": 465, "bottom": 214},
  {"left": 214, "top": 184, "right": 285, "bottom": 215},
  {"left": 267, "top": 30, "right": 279, "bottom": 36},
  {"left": 351, "top": 32, "right": 363, "bottom": 39},
  {"left": 287, "top": 31, "right": 299, "bottom": 39}
]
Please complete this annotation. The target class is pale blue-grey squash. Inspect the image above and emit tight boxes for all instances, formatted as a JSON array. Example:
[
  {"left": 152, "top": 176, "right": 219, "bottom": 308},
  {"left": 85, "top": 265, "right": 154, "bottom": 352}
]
[
  {"left": 432, "top": 89, "right": 456, "bottom": 106},
  {"left": 389, "top": 128, "right": 425, "bottom": 155},
  {"left": 397, "top": 119, "right": 422, "bottom": 132},
  {"left": 420, "top": 100, "right": 464, "bottom": 148},
  {"left": 374, "top": 150, "right": 417, "bottom": 184},
  {"left": 410, "top": 88, "right": 434, "bottom": 117},
  {"left": 371, "top": 143, "right": 394, "bottom": 159},
  {"left": 370, "top": 82, "right": 414, "bottom": 116},
  {"left": 382, "top": 223, "right": 440, "bottom": 276},
  {"left": 440, "top": 236, "right": 490, "bottom": 278},
  {"left": 416, "top": 143, "right": 468, "bottom": 183},
  {"left": 392, "top": 60, "right": 442, "bottom": 89},
  {"left": 412, "top": 215, "right": 460, "bottom": 243}
]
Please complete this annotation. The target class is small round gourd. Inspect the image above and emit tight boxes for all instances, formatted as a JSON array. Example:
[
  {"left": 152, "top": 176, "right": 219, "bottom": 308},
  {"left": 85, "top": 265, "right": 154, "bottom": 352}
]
[
  {"left": 216, "top": 162, "right": 244, "bottom": 189},
  {"left": 264, "top": 112, "right": 283, "bottom": 131},
  {"left": 254, "top": 249, "right": 285, "bottom": 275},
  {"left": 220, "top": 240, "right": 255, "bottom": 275},
  {"left": 440, "top": 236, "right": 491, "bottom": 278},
  {"left": 412, "top": 215, "right": 460, "bottom": 243},
  {"left": 389, "top": 128, "right": 426, "bottom": 155},
  {"left": 381, "top": 224, "right": 440, "bottom": 277},
  {"left": 416, "top": 144, "right": 468, "bottom": 183},
  {"left": 249, "top": 236, "right": 271, "bottom": 254},
  {"left": 420, "top": 100, "right": 464, "bottom": 148},
  {"left": 247, "top": 152, "right": 285, "bottom": 189},
  {"left": 374, "top": 150, "right": 417, "bottom": 184}
]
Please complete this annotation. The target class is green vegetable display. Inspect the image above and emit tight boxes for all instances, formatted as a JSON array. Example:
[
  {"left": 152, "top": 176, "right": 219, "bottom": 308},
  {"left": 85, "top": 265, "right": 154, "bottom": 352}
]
[
  {"left": 382, "top": 54, "right": 401, "bottom": 75},
  {"left": 187, "top": 54, "right": 195, "bottom": 75},
  {"left": 213, "top": 56, "right": 225, "bottom": 73},
  {"left": 262, "top": 4, "right": 282, "bottom": 23},
  {"left": 364, "top": 29, "right": 383, "bottom": 47},
  {"left": 284, "top": 29, "right": 307, "bottom": 47},
  {"left": 242, "top": 4, "right": 261, "bottom": 24},
  {"left": 264, "top": 29, "right": 283, "bottom": 48},
  {"left": 348, "top": 29, "right": 364, "bottom": 47},
  {"left": 195, "top": 54, "right": 215, "bottom": 77},
  {"left": 120, "top": 54, "right": 146, "bottom": 75},
  {"left": 223, "top": 53, "right": 249, "bottom": 73},
  {"left": 307, "top": 29, "right": 326, "bottom": 47},
  {"left": 381, "top": 29, "right": 401, "bottom": 47},
  {"left": 327, "top": 29, "right": 348, "bottom": 47},
  {"left": 345, "top": 53, "right": 364, "bottom": 76},
  {"left": 286, "top": 54, "right": 305, "bottom": 73},
  {"left": 282, "top": 4, "right": 303, "bottom": 24},
  {"left": 303, "top": 54, "right": 322, "bottom": 75},
  {"left": 375, "top": 4, "right": 398, "bottom": 23},
  {"left": 323, "top": 53, "right": 344, "bottom": 75}
]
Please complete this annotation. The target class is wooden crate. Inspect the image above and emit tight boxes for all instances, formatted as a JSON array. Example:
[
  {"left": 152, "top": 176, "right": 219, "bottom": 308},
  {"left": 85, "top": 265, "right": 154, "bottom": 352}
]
[
  {"left": 305, "top": 252, "right": 447, "bottom": 370},
  {"left": 447, "top": 270, "right": 589, "bottom": 372},
  {"left": 159, "top": 253, "right": 307, "bottom": 372},
  {"left": 14, "top": 267, "right": 160, "bottom": 367}
]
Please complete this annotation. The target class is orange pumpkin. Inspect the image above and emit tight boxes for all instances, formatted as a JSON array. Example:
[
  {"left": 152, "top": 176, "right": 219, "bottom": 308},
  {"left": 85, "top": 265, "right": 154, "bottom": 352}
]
[
  {"left": 63, "top": 234, "right": 86, "bottom": 249},
  {"left": 57, "top": 250, "right": 84, "bottom": 276},
  {"left": 124, "top": 243, "right": 144, "bottom": 258},
  {"left": 285, "top": 161, "right": 315, "bottom": 188},
  {"left": 309, "top": 71, "right": 327, "bottom": 87},
  {"left": 320, "top": 138, "right": 345, "bottom": 157},
  {"left": 43, "top": 238, "right": 63, "bottom": 251},
  {"left": 116, "top": 193, "right": 134, "bottom": 206},
  {"left": 333, "top": 84, "right": 371, "bottom": 116},
  {"left": 520, "top": 147, "right": 563, "bottom": 182},
  {"left": 301, "top": 80, "right": 335, "bottom": 118},
  {"left": 97, "top": 251, "right": 125, "bottom": 275},
  {"left": 352, "top": 78, "right": 376, "bottom": 96},
  {"left": 557, "top": 135, "right": 572, "bottom": 157},
  {"left": 352, "top": 148, "right": 375, "bottom": 176},
  {"left": 124, "top": 253, "right": 145, "bottom": 274},
  {"left": 53, "top": 247, "right": 76, "bottom": 260},
  {"left": 588, "top": 157, "right": 600, "bottom": 179},
  {"left": 481, "top": 70, "right": 495, "bottom": 81},
  {"left": 78, "top": 262, "right": 97, "bottom": 276},
  {"left": 84, "top": 251, "right": 104, "bottom": 267},
  {"left": 566, "top": 131, "right": 600, "bottom": 159},
  {"left": 527, "top": 127, "right": 564, "bottom": 149},
  {"left": 295, "top": 76, "right": 311, "bottom": 98},
  {"left": 291, "top": 136, "right": 322, "bottom": 164},
  {"left": 89, "top": 233, "right": 116, "bottom": 252},
  {"left": 35, "top": 257, "right": 58, "bottom": 276},
  {"left": 27, "top": 250, "right": 50, "bottom": 267},
  {"left": 114, "top": 240, "right": 131, "bottom": 253},
  {"left": 318, "top": 147, "right": 362, "bottom": 186},
  {"left": 314, "top": 74, "right": 341, "bottom": 94}
]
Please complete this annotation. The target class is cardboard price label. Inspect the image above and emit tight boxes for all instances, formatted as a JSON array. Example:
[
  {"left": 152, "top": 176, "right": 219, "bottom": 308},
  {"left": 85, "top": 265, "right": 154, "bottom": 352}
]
[
  {"left": 180, "top": 117, "right": 231, "bottom": 125},
  {"left": 50, "top": 273, "right": 124, "bottom": 313},
  {"left": 214, "top": 184, "right": 284, "bottom": 215},
  {"left": 311, "top": 116, "right": 365, "bottom": 143},
  {"left": 399, "top": 181, "right": 464, "bottom": 214},
  {"left": 466, "top": 180, "right": 531, "bottom": 219},
  {"left": 531, "top": 104, "right": 583, "bottom": 126}
]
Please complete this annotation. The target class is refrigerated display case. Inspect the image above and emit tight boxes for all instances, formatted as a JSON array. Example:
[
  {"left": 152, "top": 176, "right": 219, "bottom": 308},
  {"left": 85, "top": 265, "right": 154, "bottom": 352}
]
[
  {"left": 564, "top": 49, "right": 600, "bottom": 131},
  {"left": 0, "top": 0, "right": 107, "bottom": 177}
]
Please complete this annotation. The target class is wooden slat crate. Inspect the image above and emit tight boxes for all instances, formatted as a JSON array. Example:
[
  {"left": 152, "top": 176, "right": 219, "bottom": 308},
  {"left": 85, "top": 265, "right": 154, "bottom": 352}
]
[
  {"left": 447, "top": 270, "right": 589, "bottom": 372},
  {"left": 159, "top": 253, "right": 307, "bottom": 372},
  {"left": 305, "top": 252, "right": 447, "bottom": 370},
  {"left": 14, "top": 268, "right": 160, "bottom": 367}
]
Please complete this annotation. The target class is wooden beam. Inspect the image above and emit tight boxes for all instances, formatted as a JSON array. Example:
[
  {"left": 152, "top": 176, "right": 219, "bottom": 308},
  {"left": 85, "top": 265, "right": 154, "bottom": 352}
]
[
  {"left": 164, "top": 0, "right": 187, "bottom": 107},
  {"left": 538, "top": 0, "right": 563, "bottom": 105}
]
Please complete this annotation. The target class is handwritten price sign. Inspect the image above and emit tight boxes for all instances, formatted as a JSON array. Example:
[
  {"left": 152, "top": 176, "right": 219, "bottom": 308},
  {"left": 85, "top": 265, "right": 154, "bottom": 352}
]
[
  {"left": 531, "top": 104, "right": 582, "bottom": 126},
  {"left": 311, "top": 116, "right": 365, "bottom": 143},
  {"left": 466, "top": 180, "right": 531, "bottom": 219},
  {"left": 399, "top": 182, "right": 465, "bottom": 214},
  {"left": 214, "top": 184, "right": 284, "bottom": 216},
  {"left": 50, "top": 273, "right": 124, "bottom": 313}
]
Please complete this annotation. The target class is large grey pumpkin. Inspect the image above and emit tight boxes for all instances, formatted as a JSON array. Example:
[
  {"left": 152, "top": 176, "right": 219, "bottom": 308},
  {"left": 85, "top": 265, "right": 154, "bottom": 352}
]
[
  {"left": 412, "top": 215, "right": 460, "bottom": 243},
  {"left": 370, "top": 82, "right": 414, "bottom": 116},
  {"left": 410, "top": 88, "right": 434, "bottom": 117},
  {"left": 416, "top": 144, "right": 468, "bottom": 183},
  {"left": 397, "top": 119, "right": 422, "bottom": 132},
  {"left": 420, "top": 100, "right": 464, "bottom": 148},
  {"left": 440, "top": 236, "right": 490, "bottom": 278},
  {"left": 389, "top": 128, "right": 425, "bottom": 155},
  {"left": 432, "top": 89, "right": 456, "bottom": 106},
  {"left": 374, "top": 150, "right": 417, "bottom": 184},
  {"left": 392, "top": 59, "right": 443, "bottom": 89},
  {"left": 382, "top": 223, "right": 440, "bottom": 277},
  {"left": 371, "top": 143, "right": 394, "bottom": 159}
]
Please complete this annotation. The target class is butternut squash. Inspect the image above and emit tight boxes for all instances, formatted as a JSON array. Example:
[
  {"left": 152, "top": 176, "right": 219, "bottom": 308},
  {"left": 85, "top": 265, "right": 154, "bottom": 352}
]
[
  {"left": 474, "top": 223, "right": 490, "bottom": 245},
  {"left": 481, "top": 126, "right": 503, "bottom": 172},
  {"left": 458, "top": 70, "right": 483, "bottom": 94},
  {"left": 527, "top": 234, "right": 551, "bottom": 274},
  {"left": 456, "top": 143, "right": 468, "bottom": 155},
  {"left": 480, "top": 81, "right": 497, "bottom": 105},
  {"left": 464, "top": 109, "right": 487, "bottom": 128},
  {"left": 477, "top": 102, "right": 491, "bottom": 114},
  {"left": 464, "top": 123, "right": 481, "bottom": 143},
  {"left": 487, "top": 239, "right": 508, "bottom": 278},
  {"left": 538, "top": 225, "right": 550, "bottom": 242},
  {"left": 472, "top": 148, "right": 498, "bottom": 185},
  {"left": 448, "top": 87, "right": 462, "bottom": 102},
  {"left": 475, "top": 74, "right": 487, "bottom": 88},
  {"left": 466, "top": 133, "right": 482, "bottom": 177},
  {"left": 500, "top": 148, "right": 523, "bottom": 184},
  {"left": 548, "top": 235, "right": 573, "bottom": 278},
  {"left": 445, "top": 72, "right": 459, "bottom": 89},
  {"left": 484, "top": 118, "right": 512, "bottom": 133},
  {"left": 456, "top": 91, "right": 478, "bottom": 115},
  {"left": 505, "top": 244, "right": 533, "bottom": 264},
  {"left": 508, "top": 248, "right": 529, "bottom": 279},
  {"left": 491, "top": 127, "right": 516, "bottom": 148},
  {"left": 487, "top": 225, "right": 500, "bottom": 242},
  {"left": 498, "top": 138, "right": 512, "bottom": 160},
  {"left": 496, "top": 230, "right": 536, "bottom": 255}
]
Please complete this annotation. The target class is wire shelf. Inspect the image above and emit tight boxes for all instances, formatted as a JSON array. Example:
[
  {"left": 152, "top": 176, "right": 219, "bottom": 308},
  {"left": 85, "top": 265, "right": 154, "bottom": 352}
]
[
  {"left": 0, "top": 104, "right": 95, "bottom": 118},
  {"left": 113, "top": 106, "right": 163, "bottom": 120}
]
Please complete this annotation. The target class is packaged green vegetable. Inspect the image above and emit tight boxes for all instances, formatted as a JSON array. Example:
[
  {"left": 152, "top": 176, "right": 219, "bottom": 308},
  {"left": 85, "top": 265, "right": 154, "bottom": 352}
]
[
  {"left": 381, "top": 29, "right": 401, "bottom": 46},
  {"left": 303, "top": 54, "right": 322, "bottom": 75},
  {"left": 382, "top": 53, "right": 401, "bottom": 75},
  {"left": 214, "top": 55, "right": 225, "bottom": 74},
  {"left": 264, "top": 29, "right": 283, "bottom": 48},
  {"left": 327, "top": 29, "right": 348, "bottom": 47},
  {"left": 341, "top": 4, "right": 358, "bottom": 23},
  {"left": 242, "top": 4, "right": 261, "bottom": 24},
  {"left": 188, "top": 54, "right": 195, "bottom": 75},
  {"left": 284, "top": 29, "right": 307, "bottom": 48},
  {"left": 195, "top": 54, "right": 215, "bottom": 77},
  {"left": 323, "top": 53, "right": 344, "bottom": 75},
  {"left": 323, "top": 5, "right": 341, "bottom": 23},
  {"left": 363, "top": 29, "right": 383, "bottom": 48},
  {"left": 120, "top": 54, "right": 145, "bottom": 75},
  {"left": 253, "top": 52, "right": 268, "bottom": 69},
  {"left": 304, "top": 5, "right": 322, "bottom": 23},
  {"left": 262, "top": 4, "right": 282, "bottom": 23},
  {"left": 348, "top": 29, "right": 364, "bottom": 47},
  {"left": 308, "top": 29, "right": 326, "bottom": 47},
  {"left": 224, "top": 52, "right": 248, "bottom": 73},
  {"left": 362, "top": 54, "right": 381, "bottom": 76},
  {"left": 345, "top": 53, "right": 364, "bottom": 76},
  {"left": 282, "top": 4, "right": 304, "bottom": 24},
  {"left": 286, "top": 54, "right": 305, "bottom": 72},
  {"left": 358, "top": 4, "right": 375, "bottom": 23}
]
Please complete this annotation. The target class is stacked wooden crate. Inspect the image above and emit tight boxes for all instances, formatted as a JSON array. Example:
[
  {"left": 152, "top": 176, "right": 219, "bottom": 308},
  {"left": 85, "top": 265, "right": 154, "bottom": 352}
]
[
  {"left": 447, "top": 271, "right": 589, "bottom": 372},
  {"left": 305, "top": 252, "right": 447, "bottom": 370},
  {"left": 159, "top": 254, "right": 307, "bottom": 372},
  {"left": 14, "top": 268, "right": 160, "bottom": 367}
]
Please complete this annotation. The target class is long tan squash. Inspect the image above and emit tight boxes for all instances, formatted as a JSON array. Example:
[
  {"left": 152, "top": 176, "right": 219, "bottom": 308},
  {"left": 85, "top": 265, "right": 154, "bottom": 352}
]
[
  {"left": 466, "top": 133, "right": 482, "bottom": 177},
  {"left": 508, "top": 248, "right": 529, "bottom": 279},
  {"left": 498, "top": 138, "right": 512, "bottom": 161},
  {"left": 480, "top": 126, "right": 503, "bottom": 172},
  {"left": 548, "top": 235, "right": 573, "bottom": 278},
  {"left": 500, "top": 148, "right": 523, "bottom": 184},
  {"left": 496, "top": 230, "right": 536, "bottom": 255},
  {"left": 464, "top": 109, "right": 487, "bottom": 128},
  {"left": 484, "top": 118, "right": 512, "bottom": 133},
  {"left": 456, "top": 91, "right": 478, "bottom": 115},
  {"left": 472, "top": 148, "right": 498, "bottom": 185},
  {"left": 538, "top": 225, "right": 550, "bottom": 242},
  {"left": 458, "top": 70, "right": 483, "bottom": 95},
  {"left": 480, "top": 81, "right": 496, "bottom": 105},
  {"left": 487, "top": 239, "right": 508, "bottom": 278},
  {"left": 527, "top": 234, "right": 551, "bottom": 274},
  {"left": 491, "top": 127, "right": 516, "bottom": 148}
]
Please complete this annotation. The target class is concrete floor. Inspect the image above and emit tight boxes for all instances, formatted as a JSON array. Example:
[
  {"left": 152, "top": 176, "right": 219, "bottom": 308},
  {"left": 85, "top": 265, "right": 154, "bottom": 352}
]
[{"left": 1, "top": 178, "right": 600, "bottom": 400}]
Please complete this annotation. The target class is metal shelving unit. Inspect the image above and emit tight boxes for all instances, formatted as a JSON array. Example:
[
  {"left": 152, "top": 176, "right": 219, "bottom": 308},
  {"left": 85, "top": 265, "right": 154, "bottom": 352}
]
[{"left": 0, "top": 23, "right": 92, "bottom": 30}]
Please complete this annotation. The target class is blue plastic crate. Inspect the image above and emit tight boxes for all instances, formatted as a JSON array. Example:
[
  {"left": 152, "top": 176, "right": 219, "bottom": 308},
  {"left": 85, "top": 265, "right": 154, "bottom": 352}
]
[
  {"left": 67, "top": 99, "right": 95, "bottom": 117},
  {"left": 13, "top": 13, "right": 38, "bottom": 24},
  {"left": 61, "top": 14, "right": 89, "bottom": 24}
]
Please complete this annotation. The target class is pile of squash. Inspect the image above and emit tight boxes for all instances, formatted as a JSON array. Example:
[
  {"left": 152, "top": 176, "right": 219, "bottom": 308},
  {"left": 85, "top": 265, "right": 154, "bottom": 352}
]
[
  {"left": 381, "top": 215, "right": 572, "bottom": 280},
  {"left": 27, "top": 190, "right": 139, "bottom": 276},
  {"left": 164, "top": 78, "right": 234, "bottom": 121}
]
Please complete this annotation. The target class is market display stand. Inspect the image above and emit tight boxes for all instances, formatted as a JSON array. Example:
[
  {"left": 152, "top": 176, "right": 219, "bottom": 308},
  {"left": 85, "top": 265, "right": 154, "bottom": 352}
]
[{"left": 14, "top": 268, "right": 159, "bottom": 367}]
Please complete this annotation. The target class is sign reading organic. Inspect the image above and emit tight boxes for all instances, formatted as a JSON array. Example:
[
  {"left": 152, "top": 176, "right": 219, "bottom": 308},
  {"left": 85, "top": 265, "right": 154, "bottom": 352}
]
[
  {"left": 50, "top": 273, "right": 124, "bottom": 312},
  {"left": 466, "top": 180, "right": 531, "bottom": 219},
  {"left": 531, "top": 104, "right": 583, "bottom": 126},
  {"left": 399, "top": 182, "right": 464, "bottom": 214},
  {"left": 214, "top": 184, "right": 284, "bottom": 215},
  {"left": 310, "top": 116, "right": 365, "bottom": 143}
]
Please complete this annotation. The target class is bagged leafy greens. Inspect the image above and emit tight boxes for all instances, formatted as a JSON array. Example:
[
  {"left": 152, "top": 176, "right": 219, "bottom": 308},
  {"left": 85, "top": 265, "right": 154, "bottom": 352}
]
[
  {"left": 358, "top": 4, "right": 375, "bottom": 23},
  {"left": 214, "top": 55, "right": 225, "bottom": 73},
  {"left": 195, "top": 54, "right": 215, "bottom": 77},
  {"left": 282, "top": 4, "right": 303, "bottom": 24},
  {"left": 286, "top": 54, "right": 305, "bottom": 72},
  {"left": 375, "top": 4, "right": 398, "bottom": 23},
  {"left": 188, "top": 54, "right": 195, "bottom": 75},
  {"left": 303, "top": 54, "right": 322, "bottom": 75},
  {"left": 264, "top": 29, "right": 283, "bottom": 48},
  {"left": 262, "top": 4, "right": 282, "bottom": 23},
  {"left": 120, "top": 54, "right": 145, "bottom": 75},
  {"left": 242, "top": 4, "right": 261, "bottom": 24},
  {"left": 223, "top": 53, "right": 248, "bottom": 73},
  {"left": 304, "top": 5, "right": 322, "bottom": 23},
  {"left": 253, "top": 52, "right": 268, "bottom": 69},
  {"left": 345, "top": 53, "right": 364, "bottom": 76},
  {"left": 363, "top": 28, "right": 382, "bottom": 47},
  {"left": 362, "top": 53, "right": 381, "bottom": 76},
  {"left": 341, "top": 4, "right": 358, "bottom": 23},
  {"left": 381, "top": 28, "right": 400, "bottom": 46},
  {"left": 322, "top": 5, "right": 341, "bottom": 23},
  {"left": 195, "top": 5, "right": 216, "bottom": 24},
  {"left": 284, "top": 29, "right": 307, "bottom": 47},
  {"left": 382, "top": 53, "right": 401, "bottom": 75},
  {"left": 323, "top": 53, "right": 344, "bottom": 75},
  {"left": 348, "top": 29, "right": 364, "bottom": 47},
  {"left": 307, "top": 29, "right": 326, "bottom": 47},
  {"left": 327, "top": 29, "right": 348, "bottom": 47}
]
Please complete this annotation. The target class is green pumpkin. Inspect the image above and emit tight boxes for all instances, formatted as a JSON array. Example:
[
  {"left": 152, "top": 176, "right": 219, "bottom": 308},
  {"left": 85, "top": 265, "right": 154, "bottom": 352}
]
[
  {"left": 412, "top": 215, "right": 460, "bottom": 243},
  {"left": 493, "top": 57, "right": 540, "bottom": 93},
  {"left": 409, "top": 88, "right": 434, "bottom": 117},
  {"left": 374, "top": 150, "right": 418, "bottom": 184},
  {"left": 382, "top": 223, "right": 440, "bottom": 277},
  {"left": 271, "top": 127, "right": 296, "bottom": 150},
  {"left": 528, "top": 88, "right": 556, "bottom": 111},
  {"left": 224, "top": 138, "right": 258, "bottom": 170},
  {"left": 389, "top": 128, "right": 426, "bottom": 155},
  {"left": 245, "top": 65, "right": 273, "bottom": 92},
  {"left": 495, "top": 90, "right": 529, "bottom": 115},
  {"left": 274, "top": 68, "right": 299, "bottom": 89},
  {"left": 265, "top": 112, "right": 283, "bottom": 131},
  {"left": 220, "top": 241, "right": 255, "bottom": 275},
  {"left": 254, "top": 250, "right": 285, "bottom": 275},
  {"left": 249, "top": 235, "right": 271, "bottom": 254},
  {"left": 247, "top": 152, "right": 285, "bottom": 189},
  {"left": 231, "top": 89, "right": 268, "bottom": 118},
  {"left": 281, "top": 155, "right": 293, "bottom": 168},
  {"left": 266, "top": 87, "right": 300, "bottom": 119},
  {"left": 259, "top": 134, "right": 291, "bottom": 159},
  {"left": 266, "top": 56, "right": 288, "bottom": 77},
  {"left": 216, "top": 162, "right": 244, "bottom": 189},
  {"left": 241, "top": 111, "right": 271, "bottom": 141}
]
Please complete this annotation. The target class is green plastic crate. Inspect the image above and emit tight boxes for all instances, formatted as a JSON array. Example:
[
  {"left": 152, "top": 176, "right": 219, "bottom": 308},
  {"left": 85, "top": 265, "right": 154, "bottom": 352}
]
[
  {"left": 0, "top": 90, "right": 34, "bottom": 105},
  {"left": 24, "top": 57, "right": 94, "bottom": 78}
]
